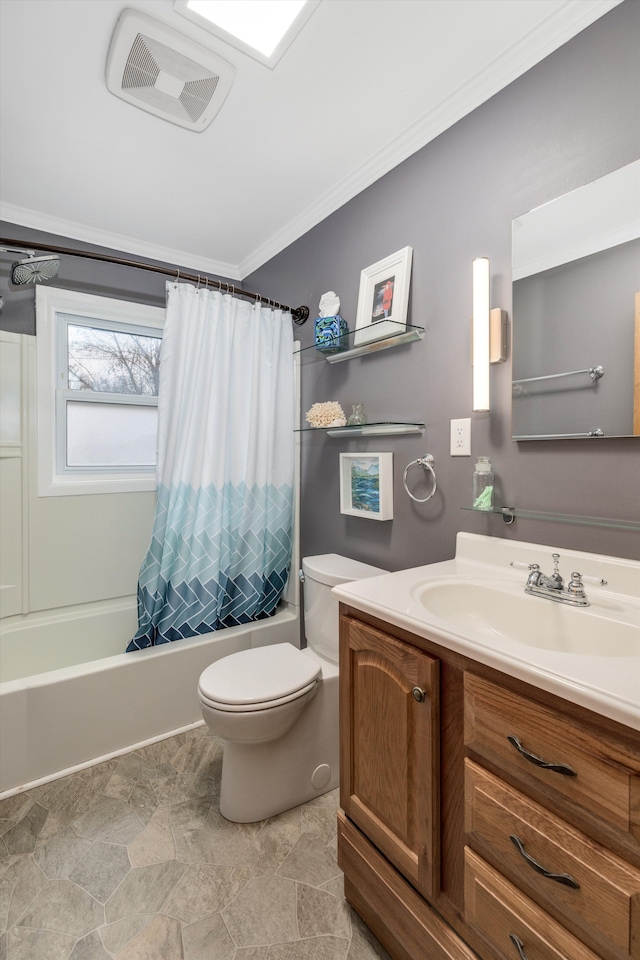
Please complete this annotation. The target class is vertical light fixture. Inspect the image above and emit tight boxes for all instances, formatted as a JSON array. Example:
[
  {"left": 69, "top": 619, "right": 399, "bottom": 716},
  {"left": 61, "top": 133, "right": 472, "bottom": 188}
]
[{"left": 472, "top": 257, "right": 491, "bottom": 412}]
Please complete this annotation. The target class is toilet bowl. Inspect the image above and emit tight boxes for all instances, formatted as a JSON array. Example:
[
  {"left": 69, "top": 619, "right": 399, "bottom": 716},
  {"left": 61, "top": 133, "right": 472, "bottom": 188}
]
[
  {"left": 197, "top": 554, "right": 387, "bottom": 822},
  {"left": 198, "top": 643, "right": 321, "bottom": 743}
]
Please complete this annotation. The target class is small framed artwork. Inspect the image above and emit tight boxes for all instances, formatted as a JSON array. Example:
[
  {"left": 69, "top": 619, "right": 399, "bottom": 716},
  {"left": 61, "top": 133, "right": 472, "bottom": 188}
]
[
  {"left": 354, "top": 246, "right": 413, "bottom": 346},
  {"left": 339, "top": 452, "right": 393, "bottom": 520}
]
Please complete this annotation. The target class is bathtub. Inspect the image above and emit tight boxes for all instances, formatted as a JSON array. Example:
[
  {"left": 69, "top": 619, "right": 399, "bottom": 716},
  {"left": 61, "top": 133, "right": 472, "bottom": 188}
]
[{"left": 0, "top": 598, "right": 300, "bottom": 797}]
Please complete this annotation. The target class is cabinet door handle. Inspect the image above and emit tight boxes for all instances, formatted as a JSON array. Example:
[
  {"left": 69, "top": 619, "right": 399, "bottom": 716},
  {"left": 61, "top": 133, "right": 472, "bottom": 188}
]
[
  {"left": 507, "top": 735, "right": 576, "bottom": 777},
  {"left": 412, "top": 686, "right": 426, "bottom": 702},
  {"left": 509, "top": 935, "right": 529, "bottom": 960},
  {"left": 509, "top": 835, "right": 580, "bottom": 889}
]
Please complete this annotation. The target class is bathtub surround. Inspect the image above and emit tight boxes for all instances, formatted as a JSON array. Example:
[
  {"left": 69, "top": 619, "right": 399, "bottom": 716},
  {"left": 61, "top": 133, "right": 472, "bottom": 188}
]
[
  {"left": 0, "top": 725, "right": 391, "bottom": 960},
  {"left": 129, "top": 283, "right": 295, "bottom": 651}
]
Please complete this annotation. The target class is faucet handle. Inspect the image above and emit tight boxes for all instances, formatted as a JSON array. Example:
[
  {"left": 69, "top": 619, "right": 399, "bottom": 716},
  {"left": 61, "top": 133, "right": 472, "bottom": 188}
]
[
  {"left": 510, "top": 561, "right": 539, "bottom": 571},
  {"left": 571, "top": 572, "right": 608, "bottom": 587},
  {"left": 567, "top": 572, "right": 587, "bottom": 599}
]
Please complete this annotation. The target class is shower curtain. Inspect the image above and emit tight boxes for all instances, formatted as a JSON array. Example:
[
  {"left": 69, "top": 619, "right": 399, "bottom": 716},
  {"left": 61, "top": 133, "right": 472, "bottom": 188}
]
[{"left": 127, "top": 282, "right": 295, "bottom": 651}]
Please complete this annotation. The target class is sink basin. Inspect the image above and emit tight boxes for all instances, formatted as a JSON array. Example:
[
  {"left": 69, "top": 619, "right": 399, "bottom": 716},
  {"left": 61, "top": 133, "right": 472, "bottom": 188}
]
[
  {"left": 333, "top": 533, "right": 640, "bottom": 729},
  {"left": 410, "top": 579, "right": 639, "bottom": 657}
]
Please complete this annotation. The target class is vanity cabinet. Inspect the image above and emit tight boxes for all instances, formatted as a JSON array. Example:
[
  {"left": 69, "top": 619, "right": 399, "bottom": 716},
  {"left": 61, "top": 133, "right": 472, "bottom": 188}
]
[
  {"left": 339, "top": 617, "right": 440, "bottom": 900},
  {"left": 337, "top": 606, "right": 640, "bottom": 960}
]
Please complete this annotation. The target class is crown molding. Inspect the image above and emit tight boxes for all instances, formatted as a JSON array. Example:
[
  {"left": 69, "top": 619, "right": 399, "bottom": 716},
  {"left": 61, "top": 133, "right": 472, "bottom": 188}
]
[
  {"left": 239, "top": 0, "right": 623, "bottom": 277},
  {"left": 0, "top": 202, "right": 242, "bottom": 281}
]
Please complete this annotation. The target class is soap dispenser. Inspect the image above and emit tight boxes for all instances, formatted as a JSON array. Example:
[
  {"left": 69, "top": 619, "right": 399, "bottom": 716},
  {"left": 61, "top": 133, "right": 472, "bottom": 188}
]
[{"left": 472, "top": 457, "right": 494, "bottom": 510}]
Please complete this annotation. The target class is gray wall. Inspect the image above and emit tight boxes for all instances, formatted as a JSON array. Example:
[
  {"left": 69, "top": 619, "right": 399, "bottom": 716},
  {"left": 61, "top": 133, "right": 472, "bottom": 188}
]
[{"left": 246, "top": 0, "right": 640, "bottom": 565}]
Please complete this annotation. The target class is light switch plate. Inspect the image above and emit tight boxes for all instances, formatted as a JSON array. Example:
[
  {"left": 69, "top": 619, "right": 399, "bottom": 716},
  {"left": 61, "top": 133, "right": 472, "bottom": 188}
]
[{"left": 450, "top": 418, "right": 471, "bottom": 456}]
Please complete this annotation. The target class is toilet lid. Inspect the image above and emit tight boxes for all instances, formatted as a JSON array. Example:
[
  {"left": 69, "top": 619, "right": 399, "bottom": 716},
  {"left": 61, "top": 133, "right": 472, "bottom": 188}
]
[{"left": 198, "top": 643, "right": 321, "bottom": 710}]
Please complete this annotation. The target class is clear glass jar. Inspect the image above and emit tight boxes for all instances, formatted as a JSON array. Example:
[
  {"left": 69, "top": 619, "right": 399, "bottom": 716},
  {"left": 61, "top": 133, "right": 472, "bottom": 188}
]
[
  {"left": 472, "top": 456, "right": 494, "bottom": 510},
  {"left": 347, "top": 403, "right": 367, "bottom": 426}
]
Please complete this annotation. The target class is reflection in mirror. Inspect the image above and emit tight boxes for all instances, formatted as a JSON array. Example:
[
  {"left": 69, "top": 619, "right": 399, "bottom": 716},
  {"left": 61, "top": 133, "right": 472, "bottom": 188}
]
[{"left": 511, "top": 160, "right": 640, "bottom": 440}]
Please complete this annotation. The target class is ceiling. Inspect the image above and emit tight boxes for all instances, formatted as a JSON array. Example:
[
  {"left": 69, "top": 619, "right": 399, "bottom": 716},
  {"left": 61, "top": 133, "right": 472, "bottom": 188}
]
[{"left": 0, "top": 0, "right": 622, "bottom": 280}]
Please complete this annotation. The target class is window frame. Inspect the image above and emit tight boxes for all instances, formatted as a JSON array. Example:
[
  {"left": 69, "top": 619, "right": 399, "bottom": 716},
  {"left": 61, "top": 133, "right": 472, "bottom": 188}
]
[{"left": 36, "top": 286, "right": 165, "bottom": 497}]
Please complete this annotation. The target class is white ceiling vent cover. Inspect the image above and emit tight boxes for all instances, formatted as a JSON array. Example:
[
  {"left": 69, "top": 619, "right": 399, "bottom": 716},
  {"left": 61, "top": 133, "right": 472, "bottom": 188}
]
[{"left": 106, "top": 9, "right": 234, "bottom": 132}]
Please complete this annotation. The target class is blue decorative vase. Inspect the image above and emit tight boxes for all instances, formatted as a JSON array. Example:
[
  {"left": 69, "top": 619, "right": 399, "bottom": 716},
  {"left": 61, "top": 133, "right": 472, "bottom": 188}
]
[{"left": 314, "top": 315, "right": 349, "bottom": 354}]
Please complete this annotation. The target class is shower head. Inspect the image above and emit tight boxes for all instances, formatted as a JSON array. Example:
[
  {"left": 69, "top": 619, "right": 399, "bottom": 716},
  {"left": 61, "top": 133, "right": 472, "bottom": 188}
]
[{"left": 11, "top": 253, "right": 60, "bottom": 285}]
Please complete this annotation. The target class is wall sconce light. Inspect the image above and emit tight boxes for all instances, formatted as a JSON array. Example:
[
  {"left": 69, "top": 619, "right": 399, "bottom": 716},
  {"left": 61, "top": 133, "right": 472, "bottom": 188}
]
[{"left": 472, "top": 257, "right": 507, "bottom": 412}]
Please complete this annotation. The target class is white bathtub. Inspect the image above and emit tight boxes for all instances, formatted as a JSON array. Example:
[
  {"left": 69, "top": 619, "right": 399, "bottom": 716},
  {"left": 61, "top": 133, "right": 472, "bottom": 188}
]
[{"left": 0, "top": 598, "right": 300, "bottom": 797}]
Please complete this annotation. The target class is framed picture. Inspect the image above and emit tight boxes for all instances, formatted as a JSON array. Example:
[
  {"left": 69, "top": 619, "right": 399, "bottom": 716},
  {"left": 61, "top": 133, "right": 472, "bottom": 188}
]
[
  {"left": 339, "top": 452, "right": 393, "bottom": 520},
  {"left": 354, "top": 246, "right": 413, "bottom": 346}
]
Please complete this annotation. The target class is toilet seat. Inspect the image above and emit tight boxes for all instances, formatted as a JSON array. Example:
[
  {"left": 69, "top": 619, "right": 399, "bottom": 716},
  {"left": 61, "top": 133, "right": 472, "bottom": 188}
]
[{"left": 198, "top": 643, "right": 321, "bottom": 713}]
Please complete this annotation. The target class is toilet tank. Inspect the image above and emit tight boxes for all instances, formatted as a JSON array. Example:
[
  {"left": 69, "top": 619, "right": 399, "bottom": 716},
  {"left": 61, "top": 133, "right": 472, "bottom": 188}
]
[{"left": 302, "top": 554, "right": 388, "bottom": 664}]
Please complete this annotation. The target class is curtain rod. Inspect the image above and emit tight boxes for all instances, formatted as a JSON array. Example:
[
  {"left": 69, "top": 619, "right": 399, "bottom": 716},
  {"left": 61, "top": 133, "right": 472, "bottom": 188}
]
[{"left": 0, "top": 236, "right": 310, "bottom": 326}]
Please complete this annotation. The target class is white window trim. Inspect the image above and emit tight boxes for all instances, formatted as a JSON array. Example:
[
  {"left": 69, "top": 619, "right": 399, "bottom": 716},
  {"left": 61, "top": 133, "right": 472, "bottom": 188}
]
[{"left": 36, "top": 286, "right": 165, "bottom": 496}]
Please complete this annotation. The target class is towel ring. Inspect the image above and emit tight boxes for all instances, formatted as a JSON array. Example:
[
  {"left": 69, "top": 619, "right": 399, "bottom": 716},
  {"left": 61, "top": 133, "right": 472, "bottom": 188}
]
[{"left": 403, "top": 454, "right": 437, "bottom": 503}]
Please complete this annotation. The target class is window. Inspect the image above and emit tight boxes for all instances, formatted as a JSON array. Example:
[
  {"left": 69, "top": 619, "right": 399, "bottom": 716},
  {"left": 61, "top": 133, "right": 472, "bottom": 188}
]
[{"left": 36, "top": 287, "right": 165, "bottom": 496}]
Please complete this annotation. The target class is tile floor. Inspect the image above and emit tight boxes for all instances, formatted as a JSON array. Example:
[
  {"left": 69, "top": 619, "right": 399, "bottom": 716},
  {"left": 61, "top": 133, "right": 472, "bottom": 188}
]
[{"left": 0, "top": 726, "right": 392, "bottom": 959}]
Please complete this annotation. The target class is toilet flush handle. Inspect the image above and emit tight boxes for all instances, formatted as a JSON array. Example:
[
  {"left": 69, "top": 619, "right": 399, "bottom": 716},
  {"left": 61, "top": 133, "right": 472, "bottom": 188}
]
[{"left": 299, "top": 569, "right": 305, "bottom": 584}]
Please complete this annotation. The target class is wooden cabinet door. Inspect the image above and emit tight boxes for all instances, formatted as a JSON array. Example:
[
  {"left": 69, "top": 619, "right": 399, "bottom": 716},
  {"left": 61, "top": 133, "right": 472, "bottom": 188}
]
[{"left": 340, "top": 615, "right": 440, "bottom": 899}]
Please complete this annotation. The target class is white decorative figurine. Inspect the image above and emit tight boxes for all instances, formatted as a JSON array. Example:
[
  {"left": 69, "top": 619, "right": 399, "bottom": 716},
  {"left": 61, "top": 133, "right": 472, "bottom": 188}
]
[{"left": 318, "top": 291, "right": 340, "bottom": 317}]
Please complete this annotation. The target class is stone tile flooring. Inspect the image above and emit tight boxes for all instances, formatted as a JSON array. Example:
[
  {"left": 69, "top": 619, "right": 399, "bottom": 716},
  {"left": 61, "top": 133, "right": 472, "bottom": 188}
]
[{"left": 0, "top": 726, "right": 392, "bottom": 959}]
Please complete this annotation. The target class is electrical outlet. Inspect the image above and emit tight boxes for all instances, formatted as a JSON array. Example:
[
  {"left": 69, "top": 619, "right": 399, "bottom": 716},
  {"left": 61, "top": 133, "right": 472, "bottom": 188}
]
[{"left": 450, "top": 418, "right": 471, "bottom": 456}]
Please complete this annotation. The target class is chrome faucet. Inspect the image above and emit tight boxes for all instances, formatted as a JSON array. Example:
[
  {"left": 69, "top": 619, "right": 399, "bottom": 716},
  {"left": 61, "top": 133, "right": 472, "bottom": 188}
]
[
  {"left": 526, "top": 552, "right": 564, "bottom": 592},
  {"left": 511, "top": 553, "right": 607, "bottom": 607}
]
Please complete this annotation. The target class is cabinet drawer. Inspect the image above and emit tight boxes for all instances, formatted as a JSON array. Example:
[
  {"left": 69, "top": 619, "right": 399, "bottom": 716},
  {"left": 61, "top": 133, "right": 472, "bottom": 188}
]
[
  {"left": 465, "top": 760, "right": 640, "bottom": 958},
  {"left": 464, "top": 672, "right": 640, "bottom": 848},
  {"left": 465, "top": 846, "right": 601, "bottom": 960}
]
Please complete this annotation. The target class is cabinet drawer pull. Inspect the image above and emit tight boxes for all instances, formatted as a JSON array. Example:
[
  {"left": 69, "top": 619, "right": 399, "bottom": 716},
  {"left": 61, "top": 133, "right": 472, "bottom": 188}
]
[
  {"left": 509, "top": 835, "right": 580, "bottom": 889},
  {"left": 412, "top": 686, "right": 426, "bottom": 702},
  {"left": 507, "top": 735, "right": 576, "bottom": 777},
  {"left": 509, "top": 934, "right": 529, "bottom": 960}
]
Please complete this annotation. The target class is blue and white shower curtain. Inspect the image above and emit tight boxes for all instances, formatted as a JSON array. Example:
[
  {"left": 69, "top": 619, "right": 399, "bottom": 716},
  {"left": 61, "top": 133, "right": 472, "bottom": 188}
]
[{"left": 127, "top": 282, "right": 295, "bottom": 651}]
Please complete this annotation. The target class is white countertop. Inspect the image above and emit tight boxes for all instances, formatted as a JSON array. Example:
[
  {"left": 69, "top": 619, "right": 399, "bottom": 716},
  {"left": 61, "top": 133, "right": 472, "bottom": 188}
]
[{"left": 332, "top": 533, "right": 640, "bottom": 732}]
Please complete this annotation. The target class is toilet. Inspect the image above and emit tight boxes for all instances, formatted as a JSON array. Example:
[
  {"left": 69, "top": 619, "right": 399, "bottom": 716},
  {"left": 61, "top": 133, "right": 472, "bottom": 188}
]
[{"left": 198, "top": 554, "right": 387, "bottom": 822}]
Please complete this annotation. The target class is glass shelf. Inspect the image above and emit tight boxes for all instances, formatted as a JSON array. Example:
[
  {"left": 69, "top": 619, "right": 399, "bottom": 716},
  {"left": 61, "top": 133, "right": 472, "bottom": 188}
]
[
  {"left": 295, "top": 421, "right": 425, "bottom": 438},
  {"left": 299, "top": 321, "right": 425, "bottom": 363},
  {"left": 461, "top": 506, "right": 640, "bottom": 531}
]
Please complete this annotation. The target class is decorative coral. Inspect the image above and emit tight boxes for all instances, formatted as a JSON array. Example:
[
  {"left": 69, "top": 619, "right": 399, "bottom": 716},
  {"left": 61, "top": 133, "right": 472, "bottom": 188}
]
[{"left": 305, "top": 401, "right": 346, "bottom": 428}]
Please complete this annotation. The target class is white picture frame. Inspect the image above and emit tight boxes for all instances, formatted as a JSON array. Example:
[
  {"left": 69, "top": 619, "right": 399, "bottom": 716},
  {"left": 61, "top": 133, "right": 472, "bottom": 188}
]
[
  {"left": 354, "top": 246, "right": 413, "bottom": 346},
  {"left": 339, "top": 452, "right": 393, "bottom": 520}
]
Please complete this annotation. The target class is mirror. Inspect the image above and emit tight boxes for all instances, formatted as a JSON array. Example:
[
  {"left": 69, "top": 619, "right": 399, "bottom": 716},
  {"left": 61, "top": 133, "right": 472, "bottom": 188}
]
[{"left": 511, "top": 160, "right": 640, "bottom": 440}]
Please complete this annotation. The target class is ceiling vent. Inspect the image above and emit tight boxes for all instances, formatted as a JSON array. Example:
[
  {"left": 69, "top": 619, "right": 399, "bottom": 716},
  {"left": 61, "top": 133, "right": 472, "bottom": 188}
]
[{"left": 106, "top": 9, "right": 234, "bottom": 132}]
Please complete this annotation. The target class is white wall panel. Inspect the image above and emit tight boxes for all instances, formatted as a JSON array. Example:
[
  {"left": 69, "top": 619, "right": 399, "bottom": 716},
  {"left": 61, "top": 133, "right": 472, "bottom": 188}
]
[
  {"left": 0, "top": 333, "right": 156, "bottom": 617},
  {"left": 0, "top": 331, "right": 24, "bottom": 618}
]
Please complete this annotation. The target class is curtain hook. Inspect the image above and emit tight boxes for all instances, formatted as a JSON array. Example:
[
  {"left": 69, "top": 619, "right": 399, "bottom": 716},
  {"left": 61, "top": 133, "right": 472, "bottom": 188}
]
[
  {"left": 196, "top": 274, "right": 201, "bottom": 291},
  {"left": 174, "top": 269, "right": 180, "bottom": 288}
]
